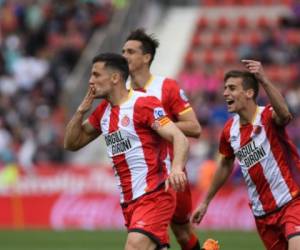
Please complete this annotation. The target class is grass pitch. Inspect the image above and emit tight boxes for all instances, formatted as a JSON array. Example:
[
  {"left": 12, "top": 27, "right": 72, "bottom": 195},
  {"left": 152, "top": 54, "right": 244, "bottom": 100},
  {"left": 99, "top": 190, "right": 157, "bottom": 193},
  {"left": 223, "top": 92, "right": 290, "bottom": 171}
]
[{"left": 0, "top": 229, "right": 264, "bottom": 250}]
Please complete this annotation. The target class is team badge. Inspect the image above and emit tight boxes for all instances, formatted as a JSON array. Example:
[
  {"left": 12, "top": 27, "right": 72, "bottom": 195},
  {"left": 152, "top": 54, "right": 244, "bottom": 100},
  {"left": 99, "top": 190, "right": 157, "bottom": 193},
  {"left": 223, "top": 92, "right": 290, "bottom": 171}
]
[
  {"left": 121, "top": 115, "right": 130, "bottom": 127},
  {"left": 180, "top": 89, "right": 189, "bottom": 102},
  {"left": 253, "top": 125, "right": 262, "bottom": 135},
  {"left": 153, "top": 107, "right": 165, "bottom": 119}
]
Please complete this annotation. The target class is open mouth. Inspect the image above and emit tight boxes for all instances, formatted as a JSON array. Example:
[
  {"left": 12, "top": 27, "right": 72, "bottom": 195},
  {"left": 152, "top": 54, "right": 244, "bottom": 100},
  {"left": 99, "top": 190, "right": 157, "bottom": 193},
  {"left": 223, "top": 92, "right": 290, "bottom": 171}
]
[{"left": 226, "top": 100, "right": 234, "bottom": 106}]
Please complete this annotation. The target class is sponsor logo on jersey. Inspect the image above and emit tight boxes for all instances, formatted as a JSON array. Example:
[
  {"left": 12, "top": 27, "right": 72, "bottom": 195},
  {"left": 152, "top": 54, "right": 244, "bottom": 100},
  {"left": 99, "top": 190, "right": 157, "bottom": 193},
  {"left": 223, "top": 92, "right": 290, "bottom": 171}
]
[
  {"left": 121, "top": 115, "right": 130, "bottom": 127},
  {"left": 104, "top": 130, "right": 132, "bottom": 156},
  {"left": 235, "top": 140, "right": 267, "bottom": 168},
  {"left": 180, "top": 89, "right": 189, "bottom": 102},
  {"left": 153, "top": 107, "right": 165, "bottom": 119}
]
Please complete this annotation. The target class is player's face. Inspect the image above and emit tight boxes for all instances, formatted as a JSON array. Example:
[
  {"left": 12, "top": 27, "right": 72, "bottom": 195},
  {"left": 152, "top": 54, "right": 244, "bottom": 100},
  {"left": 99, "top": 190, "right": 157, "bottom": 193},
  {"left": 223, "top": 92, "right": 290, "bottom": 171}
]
[
  {"left": 122, "top": 40, "right": 148, "bottom": 72},
  {"left": 224, "top": 77, "right": 250, "bottom": 113},
  {"left": 89, "top": 62, "right": 113, "bottom": 99}
]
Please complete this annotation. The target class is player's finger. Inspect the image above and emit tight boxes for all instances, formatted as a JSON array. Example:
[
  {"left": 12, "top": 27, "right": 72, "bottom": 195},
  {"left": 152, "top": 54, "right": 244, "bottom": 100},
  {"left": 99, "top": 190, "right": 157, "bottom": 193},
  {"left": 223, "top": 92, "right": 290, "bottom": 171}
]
[{"left": 164, "top": 179, "right": 169, "bottom": 191}]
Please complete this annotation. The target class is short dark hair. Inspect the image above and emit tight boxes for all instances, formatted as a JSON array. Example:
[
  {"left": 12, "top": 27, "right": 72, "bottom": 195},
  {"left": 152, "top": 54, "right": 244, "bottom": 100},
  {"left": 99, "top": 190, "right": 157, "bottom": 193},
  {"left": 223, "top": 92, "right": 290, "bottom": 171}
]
[
  {"left": 126, "top": 28, "right": 159, "bottom": 65},
  {"left": 92, "top": 53, "right": 129, "bottom": 81},
  {"left": 224, "top": 70, "right": 259, "bottom": 100}
]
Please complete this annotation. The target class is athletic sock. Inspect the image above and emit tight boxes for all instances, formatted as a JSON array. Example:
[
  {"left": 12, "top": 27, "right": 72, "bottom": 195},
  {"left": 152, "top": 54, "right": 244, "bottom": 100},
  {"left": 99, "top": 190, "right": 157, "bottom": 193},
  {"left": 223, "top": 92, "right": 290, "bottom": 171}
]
[{"left": 181, "top": 233, "right": 200, "bottom": 250}]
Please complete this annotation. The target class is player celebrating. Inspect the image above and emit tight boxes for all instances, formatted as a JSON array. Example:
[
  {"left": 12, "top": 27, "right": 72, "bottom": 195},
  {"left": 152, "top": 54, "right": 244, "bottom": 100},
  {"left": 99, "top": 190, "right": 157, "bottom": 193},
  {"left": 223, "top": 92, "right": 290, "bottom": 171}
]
[
  {"left": 192, "top": 60, "right": 300, "bottom": 250},
  {"left": 64, "top": 53, "right": 189, "bottom": 250},
  {"left": 122, "top": 29, "right": 207, "bottom": 250}
]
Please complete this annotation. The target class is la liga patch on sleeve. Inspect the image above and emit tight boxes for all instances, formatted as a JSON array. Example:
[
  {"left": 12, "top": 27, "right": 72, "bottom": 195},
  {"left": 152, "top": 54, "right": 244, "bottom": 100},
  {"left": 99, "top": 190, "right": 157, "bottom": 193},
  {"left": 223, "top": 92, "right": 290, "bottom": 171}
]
[
  {"left": 180, "top": 89, "right": 189, "bottom": 102},
  {"left": 153, "top": 107, "right": 166, "bottom": 119}
]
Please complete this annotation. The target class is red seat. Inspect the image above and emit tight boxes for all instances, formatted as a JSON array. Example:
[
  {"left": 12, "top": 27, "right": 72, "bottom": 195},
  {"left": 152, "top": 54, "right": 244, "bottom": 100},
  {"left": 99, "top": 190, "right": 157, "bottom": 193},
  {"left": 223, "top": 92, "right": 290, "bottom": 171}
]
[
  {"left": 257, "top": 16, "right": 270, "bottom": 28},
  {"left": 237, "top": 16, "right": 249, "bottom": 29},
  {"left": 230, "top": 33, "right": 242, "bottom": 46},
  {"left": 224, "top": 49, "right": 237, "bottom": 63},
  {"left": 192, "top": 34, "right": 201, "bottom": 47},
  {"left": 197, "top": 16, "right": 209, "bottom": 29},
  {"left": 217, "top": 16, "right": 229, "bottom": 29},
  {"left": 210, "top": 33, "right": 223, "bottom": 46},
  {"left": 203, "top": 50, "right": 214, "bottom": 64},
  {"left": 249, "top": 31, "right": 262, "bottom": 46}
]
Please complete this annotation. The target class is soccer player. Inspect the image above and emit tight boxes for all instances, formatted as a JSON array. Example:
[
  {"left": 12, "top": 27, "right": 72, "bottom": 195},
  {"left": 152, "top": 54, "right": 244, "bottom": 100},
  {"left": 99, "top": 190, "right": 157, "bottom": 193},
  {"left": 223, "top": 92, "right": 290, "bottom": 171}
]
[
  {"left": 64, "top": 53, "right": 189, "bottom": 250},
  {"left": 192, "top": 60, "right": 300, "bottom": 250},
  {"left": 122, "top": 29, "right": 204, "bottom": 250}
]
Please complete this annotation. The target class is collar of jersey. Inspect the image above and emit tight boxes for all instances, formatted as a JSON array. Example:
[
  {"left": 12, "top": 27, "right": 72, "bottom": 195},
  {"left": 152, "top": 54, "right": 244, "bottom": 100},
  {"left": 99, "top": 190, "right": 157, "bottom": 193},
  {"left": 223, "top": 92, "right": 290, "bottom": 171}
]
[
  {"left": 111, "top": 88, "right": 134, "bottom": 107},
  {"left": 143, "top": 74, "right": 154, "bottom": 90},
  {"left": 130, "top": 74, "right": 154, "bottom": 91}
]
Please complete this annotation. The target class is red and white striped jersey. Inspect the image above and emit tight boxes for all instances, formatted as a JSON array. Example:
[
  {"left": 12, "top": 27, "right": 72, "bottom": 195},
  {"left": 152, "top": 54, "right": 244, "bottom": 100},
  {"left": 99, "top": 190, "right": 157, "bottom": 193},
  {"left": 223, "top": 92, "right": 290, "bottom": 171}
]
[
  {"left": 130, "top": 75, "right": 192, "bottom": 171},
  {"left": 220, "top": 105, "right": 300, "bottom": 216},
  {"left": 88, "top": 90, "right": 170, "bottom": 204}
]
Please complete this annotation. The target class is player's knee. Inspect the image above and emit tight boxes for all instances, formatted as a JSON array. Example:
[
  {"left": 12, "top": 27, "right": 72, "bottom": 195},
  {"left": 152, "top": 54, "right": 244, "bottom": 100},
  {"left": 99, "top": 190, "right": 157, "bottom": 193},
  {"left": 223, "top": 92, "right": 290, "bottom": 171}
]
[
  {"left": 125, "top": 233, "right": 156, "bottom": 250},
  {"left": 125, "top": 237, "right": 143, "bottom": 250},
  {"left": 289, "top": 235, "right": 300, "bottom": 250}
]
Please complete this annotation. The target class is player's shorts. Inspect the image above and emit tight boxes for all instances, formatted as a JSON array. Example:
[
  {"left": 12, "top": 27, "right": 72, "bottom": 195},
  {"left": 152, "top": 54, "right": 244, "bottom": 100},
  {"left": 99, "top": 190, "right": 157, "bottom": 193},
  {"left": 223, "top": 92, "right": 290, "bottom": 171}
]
[
  {"left": 255, "top": 197, "right": 300, "bottom": 250},
  {"left": 121, "top": 184, "right": 176, "bottom": 249},
  {"left": 172, "top": 183, "right": 192, "bottom": 225}
]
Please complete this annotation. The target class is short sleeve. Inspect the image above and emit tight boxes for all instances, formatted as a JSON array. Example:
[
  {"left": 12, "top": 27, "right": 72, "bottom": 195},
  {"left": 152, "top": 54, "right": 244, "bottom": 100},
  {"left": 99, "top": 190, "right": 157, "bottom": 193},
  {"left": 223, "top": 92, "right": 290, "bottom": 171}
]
[
  {"left": 88, "top": 100, "right": 108, "bottom": 133},
  {"left": 135, "top": 96, "right": 170, "bottom": 128},
  {"left": 162, "top": 78, "right": 191, "bottom": 117},
  {"left": 219, "top": 122, "right": 234, "bottom": 158}
]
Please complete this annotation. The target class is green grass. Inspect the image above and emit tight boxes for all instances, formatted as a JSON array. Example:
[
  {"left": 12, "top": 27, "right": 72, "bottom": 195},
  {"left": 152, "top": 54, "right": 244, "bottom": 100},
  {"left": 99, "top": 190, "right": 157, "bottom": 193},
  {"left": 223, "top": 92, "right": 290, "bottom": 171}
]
[{"left": 0, "top": 230, "right": 264, "bottom": 250}]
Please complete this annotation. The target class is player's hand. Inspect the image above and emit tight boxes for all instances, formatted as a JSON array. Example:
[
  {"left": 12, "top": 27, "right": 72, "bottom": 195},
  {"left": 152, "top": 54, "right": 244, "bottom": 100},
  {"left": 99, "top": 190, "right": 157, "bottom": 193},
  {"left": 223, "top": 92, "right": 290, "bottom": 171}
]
[
  {"left": 165, "top": 168, "right": 187, "bottom": 192},
  {"left": 241, "top": 59, "right": 269, "bottom": 84},
  {"left": 77, "top": 86, "right": 96, "bottom": 114},
  {"left": 191, "top": 202, "right": 208, "bottom": 224}
]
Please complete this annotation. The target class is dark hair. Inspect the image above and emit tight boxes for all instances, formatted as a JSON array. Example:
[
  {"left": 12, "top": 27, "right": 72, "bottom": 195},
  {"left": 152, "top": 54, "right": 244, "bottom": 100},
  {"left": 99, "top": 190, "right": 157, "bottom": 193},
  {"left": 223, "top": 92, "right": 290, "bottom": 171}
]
[
  {"left": 126, "top": 28, "right": 159, "bottom": 65},
  {"left": 92, "top": 53, "right": 129, "bottom": 81},
  {"left": 224, "top": 70, "right": 259, "bottom": 100}
]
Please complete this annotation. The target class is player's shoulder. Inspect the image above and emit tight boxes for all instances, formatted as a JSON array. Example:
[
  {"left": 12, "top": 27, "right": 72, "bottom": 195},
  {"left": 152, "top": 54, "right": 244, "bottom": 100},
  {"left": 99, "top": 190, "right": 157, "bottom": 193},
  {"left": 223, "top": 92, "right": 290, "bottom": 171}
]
[
  {"left": 223, "top": 116, "right": 235, "bottom": 132},
  {"left": 133, "top": 90, "right": 160, "bottom": 106},
  {"left": 95, "top": 99, "right": 109, "bottom": 110}
]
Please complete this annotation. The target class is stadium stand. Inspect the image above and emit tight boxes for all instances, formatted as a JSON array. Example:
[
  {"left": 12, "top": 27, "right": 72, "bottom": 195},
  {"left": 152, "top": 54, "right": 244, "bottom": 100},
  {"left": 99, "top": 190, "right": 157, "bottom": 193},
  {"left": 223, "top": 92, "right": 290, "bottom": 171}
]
[{"left": 0, "top": 0, "right": 113, "bottom": 170}]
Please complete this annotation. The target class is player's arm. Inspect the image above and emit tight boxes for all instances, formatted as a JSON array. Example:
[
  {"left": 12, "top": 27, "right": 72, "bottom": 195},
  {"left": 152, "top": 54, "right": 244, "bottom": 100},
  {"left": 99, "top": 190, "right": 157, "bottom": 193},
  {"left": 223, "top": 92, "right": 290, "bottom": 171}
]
[
  {"left": 176, "top": 108, "right": 202, "bottom": 138},
  {"left": 242, "top": 59, "right": 292, "bottom": 126},
  {"left": 165, "top": 79, "right": 201, "bottom": 138},
  {"left": 64, "top": 116, "right": 100, "bottom": 151},
  {"left": 64, "top": 86, "right": 100, "bottom": 151},
  {"left": 191, "top": 154, "right": 234, "bottom": 224},
  {"left": 155, "top": 120, "right": 189, "bottom": 192}
]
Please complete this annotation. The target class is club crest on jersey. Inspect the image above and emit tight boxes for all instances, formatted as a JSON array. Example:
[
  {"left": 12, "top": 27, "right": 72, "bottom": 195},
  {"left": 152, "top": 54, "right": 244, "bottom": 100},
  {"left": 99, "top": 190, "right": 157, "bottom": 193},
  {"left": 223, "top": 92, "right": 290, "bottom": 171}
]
[
  {"left": 253, "top": 125, "right": 262, "bottom": 135},
  {"left": 153, "top": 107, "right": 165, "bottom": 119},
  {"left": 180, "top": 89, "right": 189, "bottom": 102},
  {"left": 121, "top": 115, "right": 130, "bottom": 127}
]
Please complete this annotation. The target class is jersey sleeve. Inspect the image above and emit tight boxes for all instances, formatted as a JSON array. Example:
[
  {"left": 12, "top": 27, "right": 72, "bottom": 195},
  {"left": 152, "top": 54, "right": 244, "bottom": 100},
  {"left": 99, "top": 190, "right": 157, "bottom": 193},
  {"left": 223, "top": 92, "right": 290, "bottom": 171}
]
[
  {"left": 219, "top": 122, "right": 235, "bottom": 158},
  {"left": 261, "top": 104, "right": 287, "bottom": 127},
  {"left": 88, "top": 100, "right": 108, "bottom": 133},
  {"left": 162, "top": 78, "right": 192, "bottom": 117},
  {"left": 135, "top": 96, "right": 170, "bottom": 128}
]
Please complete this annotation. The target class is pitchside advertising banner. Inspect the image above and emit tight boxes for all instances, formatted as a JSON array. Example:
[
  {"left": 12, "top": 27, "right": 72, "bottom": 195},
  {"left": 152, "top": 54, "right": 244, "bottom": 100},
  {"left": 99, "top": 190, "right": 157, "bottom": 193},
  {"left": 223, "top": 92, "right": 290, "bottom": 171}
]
[{"left": 0, "top": 164, "right": 256, "bottom": 230}]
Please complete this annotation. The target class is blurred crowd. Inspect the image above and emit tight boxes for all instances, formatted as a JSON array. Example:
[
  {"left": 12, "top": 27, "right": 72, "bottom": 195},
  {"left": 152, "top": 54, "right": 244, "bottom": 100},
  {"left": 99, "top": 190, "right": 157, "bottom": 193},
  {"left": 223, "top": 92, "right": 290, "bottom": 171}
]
[{"left": 0, "top": 0, "right": 113, "bottom": 171}]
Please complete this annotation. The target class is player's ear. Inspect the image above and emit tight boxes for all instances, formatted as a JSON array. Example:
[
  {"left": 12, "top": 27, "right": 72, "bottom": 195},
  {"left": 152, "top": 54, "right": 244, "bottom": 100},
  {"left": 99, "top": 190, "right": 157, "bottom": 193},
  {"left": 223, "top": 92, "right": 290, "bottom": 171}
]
[
  {"left": 143, "top": 53, "right": 151, "bottom": 65},
  {"left": 111, "top": 71, "right": 121, "bottom": 84},
  {"left": 246, "top": 88, "right": 255, "bottom": 99}
]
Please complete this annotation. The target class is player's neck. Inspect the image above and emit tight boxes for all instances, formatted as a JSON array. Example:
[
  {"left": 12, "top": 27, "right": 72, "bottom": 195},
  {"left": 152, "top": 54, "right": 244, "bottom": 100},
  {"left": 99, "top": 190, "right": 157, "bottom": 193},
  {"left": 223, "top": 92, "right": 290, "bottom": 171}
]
[
  {"left": 239, "top": 103, "right": 258, "bottom": 125},
  {"left": 130, "top": 68, "right": 151, "bottom": 89},
  {"left": 108, "top": 86, "right": 131, "bottom": 106}
]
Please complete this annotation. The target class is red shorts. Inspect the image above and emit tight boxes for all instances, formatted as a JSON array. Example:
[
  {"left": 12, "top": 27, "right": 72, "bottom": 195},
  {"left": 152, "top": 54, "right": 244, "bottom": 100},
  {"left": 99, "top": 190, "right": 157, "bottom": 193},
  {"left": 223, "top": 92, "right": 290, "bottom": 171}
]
[
  {"left": 255, "top": 197, "right": 300, "bottom": 250},
  {"left": 172, "top": 183, "right": 192, "bottom": 224},
  {"left": 122, "top": 185, "right": 176, "bottom": 248}
]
